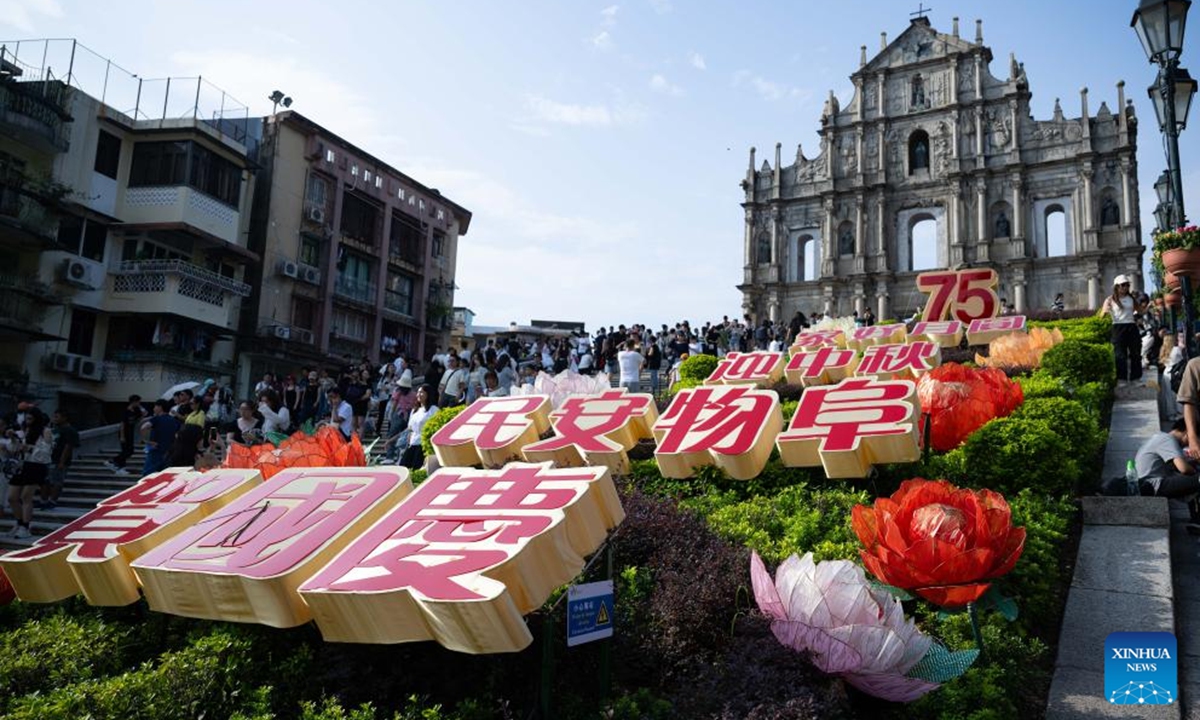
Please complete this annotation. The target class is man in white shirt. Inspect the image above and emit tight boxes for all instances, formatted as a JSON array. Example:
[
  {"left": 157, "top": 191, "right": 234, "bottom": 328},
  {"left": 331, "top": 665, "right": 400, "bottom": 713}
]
[
  {"left": 617, "top": 339, "right": 644, "bottom": 393},
  {"left": 439, "top": 356, "right": 467, "bottom": 407},
  {"left": 578, "top": 349, "right": 595, "bottom": 376},
  {"left": 326, "top": 387, "right": 354, "bottom": 439}
]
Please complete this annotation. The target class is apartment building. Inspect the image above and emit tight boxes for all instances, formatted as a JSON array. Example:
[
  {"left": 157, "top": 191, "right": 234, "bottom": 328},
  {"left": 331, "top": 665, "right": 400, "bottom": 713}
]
[
  {"left": 237, "top": 110, "right": 471, "bottom": 387},
  {"left": 0, "top": 40, "right": 257, "bottom": 423}
]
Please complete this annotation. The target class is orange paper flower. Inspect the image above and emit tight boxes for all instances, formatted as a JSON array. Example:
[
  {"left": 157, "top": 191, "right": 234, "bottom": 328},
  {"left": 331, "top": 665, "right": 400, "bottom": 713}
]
[
  {"left": 916, "top": 363, "right": 1024, "bottom": 451},
  {"left": 222, "top": 426, "right": 366, "bottom": 479},
  {"left": 852, "top": 478, "right": 1026, "bottom": 608},
  {"left": 975, "top": 326, "right": 1063, "bottom": 371}
]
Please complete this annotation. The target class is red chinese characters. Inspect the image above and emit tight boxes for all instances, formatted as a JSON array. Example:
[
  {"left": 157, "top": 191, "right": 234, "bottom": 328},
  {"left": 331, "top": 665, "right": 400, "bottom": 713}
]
[
  {"left": 777, "top": 377, "right": 921, "bottom": 478},
  {"left": 705, "top": 351, "right": 785, "bottom": 386},
  {"left": 856, "top": 342, "right": 941, "bottom": 380},
  {"left": 0, "top": 468, "right": 261, "bottom": 605},
  {"left": 967, "top": 315, "right": 1027, "bottom": 345},
  {"left": 522, "top": 390, "right": 658, "bottom": 474},
  {"left": 133, "top": 467, "right": 411, "bottom": 627},
  {"left": 789, "top": 329, "right": 846, "bottom": 351},
  {"left": 653, "top": 385, "right": 782, "bottom": 480},
  {"left": 784, "top": 346, "right": 859, "bottom": 386},
  {"left": 910, "top": 320, "right": 965, "bottom": 348},
  {"left": 298, "top": 462, "right": 624, "bottom": 653},
  {"left": 432, "top": 396, "right": 551, "bottom": 467},
  {"left": 845, "top": 324, "right": 908, "bottom": 351}
]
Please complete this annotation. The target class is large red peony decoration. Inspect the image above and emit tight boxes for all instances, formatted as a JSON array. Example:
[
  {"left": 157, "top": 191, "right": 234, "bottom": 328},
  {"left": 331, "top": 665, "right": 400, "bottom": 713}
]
[
  {"left": 916, "top": 363, "right": 1023, "bottom": 452},
  {"left": 222, "top": 425, "right": 367, "bottom": 479},
  {"left": 852, "top": 478, "right": 1026, "bottom": 608}
]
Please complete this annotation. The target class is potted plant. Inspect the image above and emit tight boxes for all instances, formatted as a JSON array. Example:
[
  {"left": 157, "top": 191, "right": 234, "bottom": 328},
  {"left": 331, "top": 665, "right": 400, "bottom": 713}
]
[{"left": 1155, "top": 225, "right": 1200, "bottom": 280}]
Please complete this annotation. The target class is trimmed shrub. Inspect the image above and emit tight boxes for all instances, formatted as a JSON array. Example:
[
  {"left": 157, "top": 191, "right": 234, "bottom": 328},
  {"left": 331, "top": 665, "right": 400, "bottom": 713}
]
[
  {"left": 689, "top": 482, "right": 871, "bottom": 565},
  {"left": 1015, "top": 370, "right": 1071, "bottom": 402},
  {"left": 1014, "top": 397, "right": 1106, "bottom": 464},
  {"left": 956, "top": 416, "right": 1078, "bottom": 495},
  {"left": 0, "top": 611, "right": 131, "bottom": 708},
  {"left": 1003, "top": 489, "right": 1077, "bottom": 634},
  {"left": 421, "top": 405, "right": 467, "bottom": 457},
  {"left": 1029, "top": 314, "right": 1111, "bottom": 344},
  {"left": 671, "top": 353, "right": 719, "bottom": 392},
  {"left": 1040, "top": 340, "right": 1116, "bottom": 389}
]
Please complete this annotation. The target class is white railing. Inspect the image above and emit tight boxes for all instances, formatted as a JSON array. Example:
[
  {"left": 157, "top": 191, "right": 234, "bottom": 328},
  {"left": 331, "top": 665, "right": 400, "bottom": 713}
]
[{"left": 111, "top": 259, "right": 251, "bottom": 297}]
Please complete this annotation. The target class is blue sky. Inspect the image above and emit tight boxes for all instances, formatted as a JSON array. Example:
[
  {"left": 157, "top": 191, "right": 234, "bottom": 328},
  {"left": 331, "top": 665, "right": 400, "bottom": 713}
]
[{"left": 2, "top": 0, "right": 1196, "bottom": 329}]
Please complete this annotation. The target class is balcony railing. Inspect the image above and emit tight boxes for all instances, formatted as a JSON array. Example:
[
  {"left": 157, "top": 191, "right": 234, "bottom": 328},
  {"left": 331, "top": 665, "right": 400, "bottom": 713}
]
[
  {"left": 383, "top": 289, "right": 413, "bottom": 317},
  {"left": 333, "top": 275, "right": 376, "bottom": 305},
  {"left": 110, "top": 259, "right": 251, "bottom": 297},
  {"left": 0, "top": 78, "right": 71, "bottom": 153},
  {"left": 0, "top": 180, "right": 61, "bottom": 244}
]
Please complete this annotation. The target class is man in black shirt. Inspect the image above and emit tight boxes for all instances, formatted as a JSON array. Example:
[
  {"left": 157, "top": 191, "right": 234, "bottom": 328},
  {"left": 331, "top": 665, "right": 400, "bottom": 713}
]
[
  {"left": 40, "top": 409, "right": 78, "bottom": 510},
  {"left": 106, "top": 394, "right": 145, "bottom": 476}
]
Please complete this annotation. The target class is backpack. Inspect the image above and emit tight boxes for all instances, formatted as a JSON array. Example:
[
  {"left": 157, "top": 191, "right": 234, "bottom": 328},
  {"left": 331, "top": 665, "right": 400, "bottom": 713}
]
[{"left": 1171, "top": 360, "right": 1186, "bottom": 393}]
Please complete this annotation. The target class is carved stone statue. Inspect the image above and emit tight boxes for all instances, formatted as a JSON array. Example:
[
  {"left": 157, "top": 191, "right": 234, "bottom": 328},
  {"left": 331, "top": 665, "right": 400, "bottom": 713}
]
[
  {"left": 1101, "top": 197, "right": 1120, "bottom": 226},
  {"left": 913, "top": 138, "right": 929, "bottom": 170},
  {"left": 911, "top": 74, "right": 926, "bottom": 108},
  {"left": 839, "top": 227, "right": 855, "bottom": 256},
  {"left": 757, "top": 232, "right": 771, "bottom": 264},
  {"left": 995, "top": 212, "right": 1011, "bottom": 238}
]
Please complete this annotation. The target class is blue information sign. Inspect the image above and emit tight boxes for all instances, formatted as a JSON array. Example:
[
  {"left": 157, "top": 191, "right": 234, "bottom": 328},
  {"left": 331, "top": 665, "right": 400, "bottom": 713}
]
[{"left": 566, "top": 580, "right": 614, "bottom": 647}]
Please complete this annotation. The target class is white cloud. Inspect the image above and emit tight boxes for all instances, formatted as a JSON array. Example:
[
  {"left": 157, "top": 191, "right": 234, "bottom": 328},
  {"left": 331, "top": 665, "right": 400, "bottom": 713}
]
[
  {"left": 649, "top": 73, "right": 683, "bottom": 97},
  {"left": 648, "top": 0, "right": 672, "bottom": 14},
  {"left": 600, "top": 4, "right": 619, "bottom": 27},
  {"left": 524, "top": 94, "right": 644, "bottom": 127},
  {"left": 733, "top": 70, "right": 806, "bottom": 102},
  {"left": 590, "top": 30, "right": 613, "bottom": 50},
  {"left": 0, "top": 0, "right": 61, "bottom": 33},
  {"left": 688, "top": 51, "right": 706, "bottom": 70}
]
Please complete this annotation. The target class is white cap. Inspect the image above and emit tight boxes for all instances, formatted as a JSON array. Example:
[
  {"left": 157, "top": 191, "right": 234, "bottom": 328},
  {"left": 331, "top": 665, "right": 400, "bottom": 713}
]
[
  {"left": 1113, "top": 274, "right": 1131, "bottom": 286},
  {"left": 398, "top": 369, "right": 413, "bottom": 388}
]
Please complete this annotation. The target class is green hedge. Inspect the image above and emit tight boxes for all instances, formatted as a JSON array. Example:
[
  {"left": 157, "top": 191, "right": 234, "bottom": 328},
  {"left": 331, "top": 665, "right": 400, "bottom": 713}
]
[
  {"left": 1039, "top": 340, "right": 1116, "bottom": 389},
  {"left": 670, "top": 353, "right": 718, "bottom": 393},
  {"left": 1014, "top": 396, "right": 1106, "bottom": 465},
  {"left": 421, "top": 405, "right": 467, "bottom": 458},
  {"left": 1029, "top": 314, "right": 1111, "bottom": 344},
  {"left": 953, "top": 416, "right": 1079, "bottom": 496}
]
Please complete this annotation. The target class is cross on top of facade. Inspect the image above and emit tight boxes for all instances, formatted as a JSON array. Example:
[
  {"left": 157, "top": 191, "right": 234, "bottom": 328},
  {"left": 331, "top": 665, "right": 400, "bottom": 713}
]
[{"left": 910, "top": 3, "right": 932, "bottom": 20}]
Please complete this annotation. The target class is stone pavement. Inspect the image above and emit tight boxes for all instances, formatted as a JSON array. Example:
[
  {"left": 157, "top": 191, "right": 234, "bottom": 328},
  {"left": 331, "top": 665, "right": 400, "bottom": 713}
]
[{"left": 1046, "top": 385, "right": 1183, "bottom": 719}]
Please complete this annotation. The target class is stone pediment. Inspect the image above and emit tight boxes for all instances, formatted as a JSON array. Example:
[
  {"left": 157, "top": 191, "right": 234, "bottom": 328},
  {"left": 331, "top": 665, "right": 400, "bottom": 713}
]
[{"left": 860, "top": 19, "right": 977, "bottom": 74}]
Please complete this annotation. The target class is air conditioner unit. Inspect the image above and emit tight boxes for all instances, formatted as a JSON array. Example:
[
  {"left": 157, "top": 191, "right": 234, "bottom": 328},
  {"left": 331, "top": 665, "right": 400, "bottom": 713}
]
[
  {"left": 306, "top": 206, "right": 326, "bottom": 224},
  {"left": 62, "top": 258, "right": 101, "bottom": 290},
  {"left": 276, "top": 260, "right": 299, "bottom": 279},
  {"left": 47, "top": 353, "right": 79, "bottom": 373},
  {"left": 75, "top": 358, "right": 103, "bottom": 381},
  {"left": 293, "top": 328, "right": 314, "bottom": 344},
  {"left": 273, "top": 325, "right": 292, "bottom": 340},
  {"left": 301, "top": 265, "right": 321, "bottom": 285}
]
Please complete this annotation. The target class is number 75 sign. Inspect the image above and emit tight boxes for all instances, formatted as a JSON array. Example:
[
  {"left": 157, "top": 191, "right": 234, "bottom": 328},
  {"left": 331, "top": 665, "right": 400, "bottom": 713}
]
[{"left": 916, "top": 269, "right": 1000, "bottom": 323}]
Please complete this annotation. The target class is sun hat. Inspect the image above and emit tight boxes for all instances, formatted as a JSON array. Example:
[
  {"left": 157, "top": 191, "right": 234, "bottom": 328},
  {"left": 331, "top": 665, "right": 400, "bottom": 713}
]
[
  {"left": 398, "top": 369, "right": 413, "bottom": 388},
  {"left": 1113, "top": 274, "right": 1130, "bottom": 286}
]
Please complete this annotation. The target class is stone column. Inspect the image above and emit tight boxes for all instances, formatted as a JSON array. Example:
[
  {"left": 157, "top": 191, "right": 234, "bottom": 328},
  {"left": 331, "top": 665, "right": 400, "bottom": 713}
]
[
  {"left": 974, "top": 107, "right": 985, "bottom": 166},
  {"left": 974, "top": 54, "right": 983, "bottom": 99},
  {"left": 1117, "top": 81, "right": 1128, "bottom": 142},
  {"left": 1121, "top": 158, "right": 1132, "bottom": 226},
  {"left": 1012, "top": 175, "right": 1025, "bottom": 239},
  {"left": 1009, "top": 100, "right": 1020, "bottom": 152},
  {"left": 1013, "top": 269, "right": 1026, "bottom": 313},
  {"left": 975, "top": 177, "right": 988, "bottom": 242},
  {"left": 1081, "top": 167, "right": 1095, "bottom": 231},
  {"left": 878, "top": 69, "right": 888, "bottom": 119},
  {"left": 877, "top": 125, "right": 887, "bottom": 176},
  {"left": 854, "top": 282, "right": 865, "bottom": 315},
  {"left": 856, "top": 128, "right": 864, "bottom": 180},
  {"left": 1087, "top": 273, "right": 1101, "bottom": 309},
  {"left": 822, "top": 198, "right": 836, "bottom": 277},
  {"left": 773, "top": 143, "right": 782, "bottom": 200},
  {"left": 743, "top": 206, "right": 755, "bottom": 268},
  {"left": 854, "top": 78, "right": 863, "bottom": 122},
  {"left": 1080, "top": 87, "right": 1091, "bottom": 141},
  {"left": 876, "top": 280, "right": 890, "bottom": 322},
  {"left": 875, "top": 193, "right": 887, "bottom": 269},
  {"left": 770, "top": 206, "right": 782, "bottom": 274},
  {"left": 855, "top": 195, "right": 865, "bottom": 256}
]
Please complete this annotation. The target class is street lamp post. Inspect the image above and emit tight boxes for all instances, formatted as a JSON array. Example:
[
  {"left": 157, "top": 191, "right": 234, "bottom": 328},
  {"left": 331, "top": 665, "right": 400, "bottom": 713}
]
[{"left": 1133, "top": 0, "right": 1194, "bottom": 355}]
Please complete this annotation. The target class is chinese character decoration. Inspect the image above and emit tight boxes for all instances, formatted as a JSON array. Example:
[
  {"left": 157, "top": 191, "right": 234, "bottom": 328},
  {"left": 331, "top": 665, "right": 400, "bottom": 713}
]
[
  {"left": 784, "top": 347, "right": 859, "bottom": 387},
  {"left": 916, "top": 269, "right": 999, "bottom": 324},
  {"left": 910, "top": 320, "right": 964, "bottom": 348},
  {"left": 705, "top": 351, "right": 785, "bottom": 387},
  {"left": 789, "top": 329, "right": 846, "bottom": 353},
  {"left": 133, "top": 467, "right": 412, "bottom": 628},
  {"left": 431, "top": 396, "right": 551, "bottom": 467},
  {"left": 298, "top": 463, "right": 623, "bottom": 653},
  {"left": 0, "top": 468, "right": 262, "bottom": 605},
  {"left": 523, "top": 389, "right": 658, "bottom": 475},
  {"left": 845, "top": 324, "right": 908, "bottom": 351},
  {"left": 856, "top": 342, "right": 941, "bottom": 381},
  {"left": 965, "top": 315, "right": 1027, "bottom": 346},
  {"left": 653, "top": 385, "right": 783, "bottom": 480},
  {"left": 777, "top": 377, "right": 921, "bottom": 478},
  {"left": 852, "top": 478, "right": 1026, "bottom": 608},
  {"left": 916, "top": 363, "right": 1024, "bottom": 451}
]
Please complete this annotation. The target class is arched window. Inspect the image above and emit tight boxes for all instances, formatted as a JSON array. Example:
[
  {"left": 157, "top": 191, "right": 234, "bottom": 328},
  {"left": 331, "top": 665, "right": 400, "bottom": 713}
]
[
  {"left": 908, "top": 130, "right": 930, "bottom": 174},
  {"left": 910, "top": 216, "right": 938, "bottom": 270},
  {"left": 1045, "top": 206, "right": 1067, "bottom": 257},
  {"left": 837, "top": 222, "right": 855, "bottom": 256},
  {"left": 757, "top": 231, "right": 771, "bottom": 264},
  {"left": 799, "top": 234, "right": 818, "bottom": 281}
]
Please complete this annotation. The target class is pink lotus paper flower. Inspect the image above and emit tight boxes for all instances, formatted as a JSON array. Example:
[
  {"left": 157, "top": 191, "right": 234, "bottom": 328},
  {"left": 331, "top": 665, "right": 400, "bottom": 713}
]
[
  {"left": 750, "top": 551, "right": 939, "bottom": 702},
  {"left": 512, "top": 370, "right": 613, "bottom": 409}
]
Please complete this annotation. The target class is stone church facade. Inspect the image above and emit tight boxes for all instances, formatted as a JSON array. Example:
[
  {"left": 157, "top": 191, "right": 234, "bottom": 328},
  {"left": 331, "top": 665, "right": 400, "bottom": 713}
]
[{"left": 739, "top": 16, "right": 1144, "bottom": 323}]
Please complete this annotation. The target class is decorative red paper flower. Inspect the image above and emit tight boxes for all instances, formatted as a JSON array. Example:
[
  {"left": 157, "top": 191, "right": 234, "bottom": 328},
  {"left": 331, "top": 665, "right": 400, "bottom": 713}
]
[
  {"left": 0, "top": 567, "right": 14, "bottom": 606},
  {"left": 222, "top": 426, "right": 366, "bottom": 479},
  {"left": 852, "top": 478, "right": 1026, "bottom": 608},
  {"left": 916, "top": 363, "right": 1024, "bottom": 451}
]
